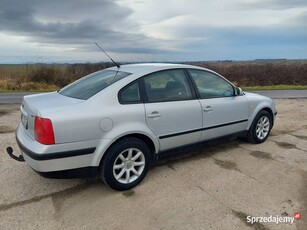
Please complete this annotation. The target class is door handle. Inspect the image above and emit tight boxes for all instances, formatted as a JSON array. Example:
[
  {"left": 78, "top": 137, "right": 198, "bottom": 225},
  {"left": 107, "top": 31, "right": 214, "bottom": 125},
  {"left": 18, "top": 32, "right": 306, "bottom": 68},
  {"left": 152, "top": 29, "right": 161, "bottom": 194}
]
[
  {"left": 203, "top": 106, "right": 213, "bottom": 112},
  {"left": 147, "top": 111, "right": 161, "bottom": 118}
]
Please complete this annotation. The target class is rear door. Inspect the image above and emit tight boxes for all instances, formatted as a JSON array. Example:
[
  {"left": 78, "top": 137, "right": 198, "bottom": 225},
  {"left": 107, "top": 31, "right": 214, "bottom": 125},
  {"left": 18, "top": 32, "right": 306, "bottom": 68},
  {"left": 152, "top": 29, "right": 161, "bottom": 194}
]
[
  {"left": 187, "top": 69, "right": 249, "bottom": 141},
  {"left": 143, "top": 69, "right": 203, "bottom": 151}
]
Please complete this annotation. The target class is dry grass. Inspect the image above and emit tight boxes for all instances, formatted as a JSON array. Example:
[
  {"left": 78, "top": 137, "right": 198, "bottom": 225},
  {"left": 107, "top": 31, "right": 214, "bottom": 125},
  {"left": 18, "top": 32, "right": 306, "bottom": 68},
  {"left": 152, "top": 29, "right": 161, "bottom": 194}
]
[
  {"left": 0, "top": 79, "right": 58, "bottom": 92},
  {"left": 190, "top": 60, "right": 307, "bottom": 86},
  {"left": 0, "top": 61, "right": 306, "bottom": 92},
  {"left": 0, "top": 63, "right": 114, "bottom": 92}
]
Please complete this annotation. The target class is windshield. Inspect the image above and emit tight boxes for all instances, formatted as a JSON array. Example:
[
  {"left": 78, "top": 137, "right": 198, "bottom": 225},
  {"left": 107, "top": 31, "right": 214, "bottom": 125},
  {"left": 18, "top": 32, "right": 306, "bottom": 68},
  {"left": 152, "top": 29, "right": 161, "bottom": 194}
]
[{"left": 59, "top": 70, "right": 131, "bottom": 100}]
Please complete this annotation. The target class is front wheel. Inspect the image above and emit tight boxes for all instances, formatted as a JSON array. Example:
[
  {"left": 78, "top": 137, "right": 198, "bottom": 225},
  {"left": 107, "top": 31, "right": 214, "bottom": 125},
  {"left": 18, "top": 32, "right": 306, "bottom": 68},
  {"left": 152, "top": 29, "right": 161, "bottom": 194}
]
[
  {"left": 100, "top": 138, "right": 151, "bottom": 191},
  {"left": 247, "top": 110, "right": 272, "bottom": 144}
]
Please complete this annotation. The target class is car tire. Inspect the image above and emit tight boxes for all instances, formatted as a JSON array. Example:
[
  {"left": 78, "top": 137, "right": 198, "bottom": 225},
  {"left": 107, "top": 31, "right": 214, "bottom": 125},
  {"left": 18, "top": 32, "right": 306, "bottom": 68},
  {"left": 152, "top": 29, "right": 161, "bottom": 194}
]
[
  {"left": 100, "top": 138, "right": 151, "bottom": 191},
  {"left": 247, "top": 110, "right": 272, "bottom": 144}
]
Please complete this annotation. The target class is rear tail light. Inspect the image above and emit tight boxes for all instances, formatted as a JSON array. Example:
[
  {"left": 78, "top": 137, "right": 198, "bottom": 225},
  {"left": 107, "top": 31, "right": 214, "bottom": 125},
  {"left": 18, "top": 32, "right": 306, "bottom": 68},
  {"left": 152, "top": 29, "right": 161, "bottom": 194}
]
[{"left": 34, "top": 116, "right": 55, "bottom": 145}]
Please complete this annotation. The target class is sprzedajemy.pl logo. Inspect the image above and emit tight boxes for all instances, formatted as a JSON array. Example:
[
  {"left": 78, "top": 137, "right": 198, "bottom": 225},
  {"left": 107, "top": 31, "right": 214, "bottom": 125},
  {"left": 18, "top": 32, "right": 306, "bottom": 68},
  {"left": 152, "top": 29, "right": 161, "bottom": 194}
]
[{"left": 247, "top": 212, "right": 301, "bottom": 225}]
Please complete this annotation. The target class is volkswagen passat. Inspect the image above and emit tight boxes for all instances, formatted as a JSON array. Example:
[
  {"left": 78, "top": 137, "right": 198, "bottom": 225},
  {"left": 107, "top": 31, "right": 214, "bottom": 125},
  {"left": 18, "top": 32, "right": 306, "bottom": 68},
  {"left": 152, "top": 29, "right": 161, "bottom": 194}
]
[{"left": 9, "top": 63, "right": 277, "bottom": 190}]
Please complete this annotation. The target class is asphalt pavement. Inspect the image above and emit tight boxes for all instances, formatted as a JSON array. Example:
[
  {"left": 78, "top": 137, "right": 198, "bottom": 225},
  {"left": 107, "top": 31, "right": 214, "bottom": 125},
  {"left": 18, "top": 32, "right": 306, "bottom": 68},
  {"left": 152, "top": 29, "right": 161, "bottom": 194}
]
[
  {"left": 0, "top": 90, "right": 306, "bottom": 104},
  {"left": 250, "top": 90, "right": 307, "bottom": 99},
  {"left": 0, "top": 92, "right": 39, "bottom": 104}
]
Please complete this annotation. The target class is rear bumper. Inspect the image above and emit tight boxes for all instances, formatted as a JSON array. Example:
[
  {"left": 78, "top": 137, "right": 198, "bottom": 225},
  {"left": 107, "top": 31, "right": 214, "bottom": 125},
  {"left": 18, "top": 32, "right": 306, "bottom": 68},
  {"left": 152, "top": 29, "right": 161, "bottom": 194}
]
[
  {"left": 17, "top": 137, "right": 96, "bottom": 161},
  {"left": 33, "top": 166, "right": 99, "bottom": 179},
  {"left": 15, "top": 124, "right": 101, "bottom": 175}
]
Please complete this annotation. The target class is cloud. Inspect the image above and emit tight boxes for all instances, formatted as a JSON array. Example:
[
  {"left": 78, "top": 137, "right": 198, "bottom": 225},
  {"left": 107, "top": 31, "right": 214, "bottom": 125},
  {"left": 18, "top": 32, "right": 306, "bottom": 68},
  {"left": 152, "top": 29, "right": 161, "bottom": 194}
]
[
  {"left": 0, "top": 0, "right": 166, "bottom": 55},
  {"left": 239, "top": 0, "right": 307, "bottom": 10},
  {"left": 130, "top": 0, "right": 307, "bottom": 59},
  {"left": 0, "top": 0, "right": 306, "bottom": 62}
]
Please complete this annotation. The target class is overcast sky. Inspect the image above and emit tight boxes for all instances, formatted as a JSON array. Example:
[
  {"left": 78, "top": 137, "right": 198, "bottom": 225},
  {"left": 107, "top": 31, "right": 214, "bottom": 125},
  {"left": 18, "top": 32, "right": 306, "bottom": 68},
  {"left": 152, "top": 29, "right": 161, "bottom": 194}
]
[{"left": 0, "top": 0, "right": 306, "bottom": 63}]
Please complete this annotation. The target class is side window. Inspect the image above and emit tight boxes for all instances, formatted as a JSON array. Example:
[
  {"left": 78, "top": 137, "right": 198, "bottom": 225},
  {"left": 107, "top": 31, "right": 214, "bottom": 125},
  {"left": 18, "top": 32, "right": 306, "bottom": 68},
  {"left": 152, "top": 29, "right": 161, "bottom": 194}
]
[
  {"left": 119, "top": 82, "right": 141, "bottom": 104},
  {"left": 188, "top": 69, "right": 234, "bottom": 98},
  {"left": 143, "top": 69, "right": 192, "bottom": 102}
]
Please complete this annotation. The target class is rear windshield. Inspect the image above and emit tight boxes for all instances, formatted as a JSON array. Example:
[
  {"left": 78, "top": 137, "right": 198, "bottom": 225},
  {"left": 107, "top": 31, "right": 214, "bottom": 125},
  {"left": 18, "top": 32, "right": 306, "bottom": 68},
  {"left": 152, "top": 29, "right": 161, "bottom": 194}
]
[{"left": 59, "top": 70, "right": 131, "bottom": 100}]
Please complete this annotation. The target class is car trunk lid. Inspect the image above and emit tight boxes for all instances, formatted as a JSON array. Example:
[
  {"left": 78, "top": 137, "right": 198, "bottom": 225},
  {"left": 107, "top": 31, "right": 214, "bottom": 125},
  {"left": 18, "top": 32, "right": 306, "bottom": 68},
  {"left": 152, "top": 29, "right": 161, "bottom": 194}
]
[{"left": 20, "top": 92, "right": 84, "bottom": 140}]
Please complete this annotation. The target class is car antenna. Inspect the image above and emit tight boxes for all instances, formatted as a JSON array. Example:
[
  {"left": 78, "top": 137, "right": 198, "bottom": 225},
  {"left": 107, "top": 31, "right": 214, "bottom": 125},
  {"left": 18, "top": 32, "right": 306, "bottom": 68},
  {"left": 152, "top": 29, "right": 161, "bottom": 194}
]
[{"left": 94, "top": 42, "right": 120, "bottom": 68}]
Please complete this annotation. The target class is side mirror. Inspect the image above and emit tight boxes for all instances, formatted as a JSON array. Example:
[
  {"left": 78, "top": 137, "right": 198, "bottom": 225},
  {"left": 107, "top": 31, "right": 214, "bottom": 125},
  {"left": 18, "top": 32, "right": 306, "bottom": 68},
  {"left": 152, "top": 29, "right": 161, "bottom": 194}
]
[{"left": 235, "top": 87, "right": 243, "bottom": 96}]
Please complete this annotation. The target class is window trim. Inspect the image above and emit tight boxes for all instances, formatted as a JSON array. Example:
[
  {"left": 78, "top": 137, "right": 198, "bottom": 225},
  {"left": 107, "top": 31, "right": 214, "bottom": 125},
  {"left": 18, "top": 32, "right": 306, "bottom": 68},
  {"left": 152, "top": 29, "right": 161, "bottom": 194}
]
[
  {"left": 118, "top": 80, "right": 143, "bottom": 105},
  {"left": 118, "top": 68, "right": 238, "bottom": 105},
  {"left": 185, "top": 68, "right": 236, "bottom": 99}
]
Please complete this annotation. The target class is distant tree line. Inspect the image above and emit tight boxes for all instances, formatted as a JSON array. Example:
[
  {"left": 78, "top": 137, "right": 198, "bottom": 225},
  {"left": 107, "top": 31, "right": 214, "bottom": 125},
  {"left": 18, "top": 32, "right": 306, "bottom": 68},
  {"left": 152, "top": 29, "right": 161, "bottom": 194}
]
[
  {"left": 29, "top": 62, "right": 114, "bottom": 87},
  {"left": 190, "top": 61, "right": 307, "bottom": 86},
  {"left": 1, "top": 61, "right": 306, "bottom": 91}
]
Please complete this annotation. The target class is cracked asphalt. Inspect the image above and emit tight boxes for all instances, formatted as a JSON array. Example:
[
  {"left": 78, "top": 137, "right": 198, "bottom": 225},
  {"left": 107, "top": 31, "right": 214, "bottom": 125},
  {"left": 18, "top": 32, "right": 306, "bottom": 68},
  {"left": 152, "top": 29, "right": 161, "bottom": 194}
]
[{"left": 0, "top": 99, "right": 306, "bottom": 230}]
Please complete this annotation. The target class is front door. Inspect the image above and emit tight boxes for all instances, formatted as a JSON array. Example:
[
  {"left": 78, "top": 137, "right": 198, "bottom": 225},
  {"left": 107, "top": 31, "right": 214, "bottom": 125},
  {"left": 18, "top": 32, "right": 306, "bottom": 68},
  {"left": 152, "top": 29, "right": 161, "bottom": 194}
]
[{"left": 187, "top": 69, "right": 249, "bottom": 141}]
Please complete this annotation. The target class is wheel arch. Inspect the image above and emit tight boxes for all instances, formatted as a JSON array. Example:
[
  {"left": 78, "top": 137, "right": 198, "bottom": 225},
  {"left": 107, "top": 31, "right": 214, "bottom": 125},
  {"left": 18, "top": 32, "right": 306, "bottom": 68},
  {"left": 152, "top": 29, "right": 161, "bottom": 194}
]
[
  {"left": 247, "top": 104, "right": 274, "bottom": 130},
  {"left": 98, "top": 133, "right": 157, "bottom": 168},
  {"left": 261, "top": 107, "right": 274, "bottom": 125},
  {"left": 246, "top": 108, "right": 273, "bottom": 144}
]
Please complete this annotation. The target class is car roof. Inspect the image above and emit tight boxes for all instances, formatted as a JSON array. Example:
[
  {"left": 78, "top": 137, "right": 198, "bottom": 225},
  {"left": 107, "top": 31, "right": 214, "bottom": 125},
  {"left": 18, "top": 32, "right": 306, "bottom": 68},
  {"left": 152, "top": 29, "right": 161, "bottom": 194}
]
[{"left": 107, "top": 63, "right": 204, "bottom": 74}]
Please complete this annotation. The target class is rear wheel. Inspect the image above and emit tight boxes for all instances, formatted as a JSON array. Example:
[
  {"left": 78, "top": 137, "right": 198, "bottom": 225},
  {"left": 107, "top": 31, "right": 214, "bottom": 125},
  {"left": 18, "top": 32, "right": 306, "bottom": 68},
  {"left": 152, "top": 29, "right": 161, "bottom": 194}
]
[
  {"left": 247, "top": 110, "right": 272, "bottom": 144},
  {"left": 100, "top": 138, "right": 151, "bottom": 191}
]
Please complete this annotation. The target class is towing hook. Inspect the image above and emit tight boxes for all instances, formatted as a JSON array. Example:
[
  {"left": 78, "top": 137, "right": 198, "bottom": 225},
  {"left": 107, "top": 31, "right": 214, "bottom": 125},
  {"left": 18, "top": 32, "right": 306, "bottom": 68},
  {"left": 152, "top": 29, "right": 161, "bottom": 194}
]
[{"left": 6, "top": 147, "right": 25, "bottom": 162}]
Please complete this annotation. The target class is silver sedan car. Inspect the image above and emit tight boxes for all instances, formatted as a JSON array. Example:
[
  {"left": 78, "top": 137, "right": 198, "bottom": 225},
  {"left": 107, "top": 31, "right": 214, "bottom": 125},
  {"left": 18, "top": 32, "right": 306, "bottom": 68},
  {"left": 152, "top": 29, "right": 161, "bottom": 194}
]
[{"left": 9, "top": 63, "right": 277, "bottom": 190}]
